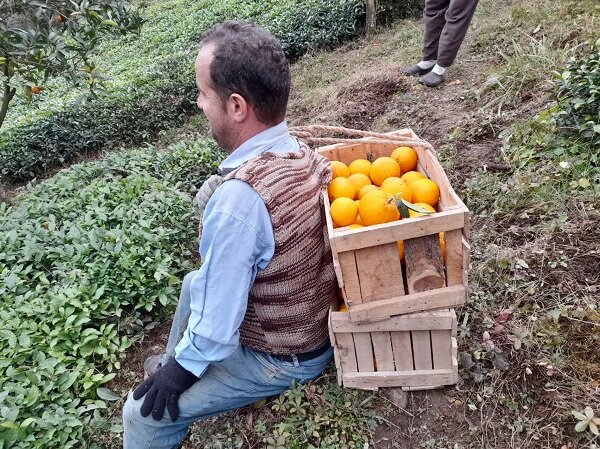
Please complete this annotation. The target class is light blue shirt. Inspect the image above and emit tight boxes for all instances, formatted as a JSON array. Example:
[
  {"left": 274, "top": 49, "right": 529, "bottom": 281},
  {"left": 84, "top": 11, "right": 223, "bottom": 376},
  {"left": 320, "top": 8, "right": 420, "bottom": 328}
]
[{"left": 174, "top": 122, "right": 301, "bottom": 376}]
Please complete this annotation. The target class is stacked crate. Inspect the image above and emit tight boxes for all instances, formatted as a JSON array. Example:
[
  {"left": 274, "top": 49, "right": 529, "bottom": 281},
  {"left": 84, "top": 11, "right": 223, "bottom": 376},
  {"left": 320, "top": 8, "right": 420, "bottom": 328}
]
[{"left": 320, "top": 129, "right": 470, "bottom": 391}]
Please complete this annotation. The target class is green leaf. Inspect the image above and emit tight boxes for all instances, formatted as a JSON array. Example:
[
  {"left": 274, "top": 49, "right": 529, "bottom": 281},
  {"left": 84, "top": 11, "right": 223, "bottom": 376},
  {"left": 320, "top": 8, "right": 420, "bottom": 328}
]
[
  {"left": 96, "top": 387, "right": 120, "bottom": 401},
  {"left": 102, "top": 20, "right": 118, "bottom": 27},
  {"left": 575, "top": 420, "right": 589, "bottom": 432}
]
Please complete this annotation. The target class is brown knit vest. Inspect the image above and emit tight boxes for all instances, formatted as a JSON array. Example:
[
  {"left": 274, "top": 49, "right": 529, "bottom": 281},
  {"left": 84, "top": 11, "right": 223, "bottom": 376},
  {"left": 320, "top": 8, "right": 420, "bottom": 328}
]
[{"left": 224, "top": 145, "right": 337, "bottom": 354}]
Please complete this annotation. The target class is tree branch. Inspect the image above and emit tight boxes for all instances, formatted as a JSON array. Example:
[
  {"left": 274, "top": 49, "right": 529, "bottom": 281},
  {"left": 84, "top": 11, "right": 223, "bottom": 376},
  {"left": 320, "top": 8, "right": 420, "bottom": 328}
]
[{"left": 0, "top": 60, "right": 17, "bottom": 130}]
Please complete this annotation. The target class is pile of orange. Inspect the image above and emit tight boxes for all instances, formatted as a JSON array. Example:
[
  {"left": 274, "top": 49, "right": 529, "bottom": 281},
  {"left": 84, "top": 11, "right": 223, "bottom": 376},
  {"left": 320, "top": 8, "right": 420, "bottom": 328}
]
[{"left": 328, "top": 145, "right": 445, "bottom": 265}]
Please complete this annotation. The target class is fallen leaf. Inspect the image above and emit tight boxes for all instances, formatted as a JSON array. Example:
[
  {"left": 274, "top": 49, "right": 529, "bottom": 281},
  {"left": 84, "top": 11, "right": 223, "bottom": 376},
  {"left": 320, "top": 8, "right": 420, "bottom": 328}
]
[
  {"left": 448, "top": 79, "right": 462, "bottom": 86},
  {"left": 495, "top": 309, "right": 512, "bottom": 323}
]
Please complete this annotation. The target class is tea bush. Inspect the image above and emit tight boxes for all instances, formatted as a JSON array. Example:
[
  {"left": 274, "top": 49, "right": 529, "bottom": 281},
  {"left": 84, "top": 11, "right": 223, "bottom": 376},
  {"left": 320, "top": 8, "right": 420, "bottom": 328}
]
[
  {"left": 0, "top": 140, "right": 223, "bottom": 448},
  {"left": 553, "top": 38, "right": 600, "bottom": 146},
  {"left": 0, "top": 0, "right": 366, "bottom": 181}
]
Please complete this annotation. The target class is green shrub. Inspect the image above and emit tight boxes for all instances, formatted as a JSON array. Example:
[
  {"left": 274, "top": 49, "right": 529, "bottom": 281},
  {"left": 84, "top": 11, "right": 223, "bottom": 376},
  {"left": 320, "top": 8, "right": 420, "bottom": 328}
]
[
  {"left": 0, "top": 0, "right": 366, "bottom": 181},
  {"left": 0, "top": 140, "right": 223, "bottom": 448},
  {"left": 553, "top": 39, "right": 600, "bottom": 146}
]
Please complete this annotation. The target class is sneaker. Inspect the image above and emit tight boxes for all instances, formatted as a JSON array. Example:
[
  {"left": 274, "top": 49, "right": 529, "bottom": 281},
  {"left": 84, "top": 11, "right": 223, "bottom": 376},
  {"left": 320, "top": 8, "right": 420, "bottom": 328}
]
[
  {"left": 403, "top": 64, "right": 433, "bottom": 77},
  {"left": 419, "top": 71, "right": 445, "bottom": 87},
  {"left": 143, "top": 354, "right": 166, "bottom": 379}
]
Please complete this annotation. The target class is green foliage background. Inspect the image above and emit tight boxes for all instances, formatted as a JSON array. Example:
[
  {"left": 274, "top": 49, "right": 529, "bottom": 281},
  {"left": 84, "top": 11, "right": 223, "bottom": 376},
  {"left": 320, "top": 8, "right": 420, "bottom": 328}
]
[
  {"left": 0, "top": 141, "right": 223, "bottom": 448},
  {"left": 0, "top": 0, "right": 368, "bottom": 180}
]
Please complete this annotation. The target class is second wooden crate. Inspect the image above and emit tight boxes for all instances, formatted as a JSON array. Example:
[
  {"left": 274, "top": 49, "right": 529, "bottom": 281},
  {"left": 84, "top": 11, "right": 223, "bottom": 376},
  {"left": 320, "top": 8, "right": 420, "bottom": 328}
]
[{"left": 329, "top": 307, "right": 458, "bottom": 390}]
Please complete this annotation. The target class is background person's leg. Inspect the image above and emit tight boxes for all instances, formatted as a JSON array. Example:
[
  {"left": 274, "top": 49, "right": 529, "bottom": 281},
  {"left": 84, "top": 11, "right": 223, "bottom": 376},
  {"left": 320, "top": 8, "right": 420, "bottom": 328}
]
[
  {"left": 123, "top": 345, "right": 333, "bottom": 449},
  {"left": 422, "top": 0, "right": 451, "bottom": 62},
  {"left": 436, "top": 0, "right": 479, "bottom": 67}
]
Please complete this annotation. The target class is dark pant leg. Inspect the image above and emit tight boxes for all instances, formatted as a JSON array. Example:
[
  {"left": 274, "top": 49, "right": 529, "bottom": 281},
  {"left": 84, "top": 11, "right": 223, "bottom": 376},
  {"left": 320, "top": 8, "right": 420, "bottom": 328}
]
[
  {"left": 436, "top": 0, "right": 479, "bottom": 67},
  {"left": 423, "top": 0, "right": 451, "bottom": 61}
]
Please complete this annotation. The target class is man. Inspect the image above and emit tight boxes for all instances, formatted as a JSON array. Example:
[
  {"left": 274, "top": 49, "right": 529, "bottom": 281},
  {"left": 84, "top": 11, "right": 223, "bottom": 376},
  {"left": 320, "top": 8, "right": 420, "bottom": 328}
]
[
  {"left": 404, "top": 0, "right": 479, "bottom": 87},
  {"left": 122, "top": 20, "right": 337, "bottom": 449}
]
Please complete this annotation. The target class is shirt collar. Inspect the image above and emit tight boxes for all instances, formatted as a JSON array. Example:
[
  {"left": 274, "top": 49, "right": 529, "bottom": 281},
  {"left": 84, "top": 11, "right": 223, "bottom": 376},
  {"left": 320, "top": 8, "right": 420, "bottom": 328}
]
[{"left": 218, "top": 121, "right": 296, "bottom": 174}]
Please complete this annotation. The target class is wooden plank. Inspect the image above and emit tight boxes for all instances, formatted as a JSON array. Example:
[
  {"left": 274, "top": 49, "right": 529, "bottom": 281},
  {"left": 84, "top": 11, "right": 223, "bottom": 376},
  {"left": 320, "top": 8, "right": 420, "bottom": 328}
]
[
  {"left": 462, "top": 238, "right": 471, "bottom": 289},
  {"left": 416, "top": 147, "right": 467, "bottom": 212},
  {"left": 391, "top": 331, "right": 414, "bottom": 371},
  {"left": 371, "top": 332, "right": 395, "bottom": 371},
  {"left": 412, "top": 330, "right": 433, "bottom": 370},
  {"left": 355, "top": 244, "right": 404, "bottom": 302},
  {"left": 342, "top": 369, "right": 455, "bottom": 389},
  {"left": 353, "top": 333, "right": 374, "bottom": 372},
  {"left": 451, "top": 309, "right": 457, "bottom": 337},
  {"left": 335, "top": 333, "right": 358, "bottom": 375},
  {"left": 338, "top": 251, "right": 361, "bottom": 305},
  {"left": 323, "top": 192, "right": 343, "bottom": 288},
  {"left": 331, "top": 308, "right": 454, "bottom": 333},
  {"left": 404, "top": 234, "right": 445, "bottom": 294},
  {"left": 329, "top": 310, "right": 344, "bottom": 385},
  {"left": 332, "top": 209, "right": 465, "bottom": 252},
  {"left": 444, "top": 229, "right": 464, "bottom": 286},
  {"left": 366, "top": 0, "right": 377, "bottom": 33},
  {"left": 347, "top": 285, "right": 465, "bottom": 323},
  {"left": 431, "top": 330, "right": 452, "bottom": 369}
]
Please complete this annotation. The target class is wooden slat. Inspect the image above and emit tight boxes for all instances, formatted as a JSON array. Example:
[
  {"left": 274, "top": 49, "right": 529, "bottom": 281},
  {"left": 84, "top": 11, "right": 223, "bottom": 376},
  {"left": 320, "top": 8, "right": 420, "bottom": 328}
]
[
  {"left": 451, "top": 309, "right": 457, "bottom": 337},
  {"left": 342, "top": 369, "right": 455, "bottom": 389},
  {"left": 335, "top": 333, "right": 358, "bottom": 374},
  {"left": 347, "top": 285, "right": 465, "bottom": 323},
  {"left": 338, "top": 251, "right": 361, "bottom": 305},
  {"left": 331, "top": 309, "right": 454, "bottom": 333},
  {"left": 431, "top": 330, "right": 452, "bottom": 369},
  {"left": 332, "top": 209, "right": 466, "bottom": 252},
  {"left": 371, "top": 332, "right": 395, "bottom": 371},
  {"left": 462, "top": 237, "right": 471, "bottom": 290},
  {"left": 323, "top": 192, "right": 344, "bottom": 288},
  {"left": 353, "top": 333, "right": 374, "bottom": 372},
  {"left": 391, "top": 331, "right": 414, "bottom": 371},
  {"left": 329, "top": 310, "right": 344, "bottom": 385},
  {"left": 412, "top": 330, "right": 433, "bottom": 370},
  {"left": 355, "top": 244, "right": 404, "bottom": 302},
  {"left": 444, "top": 229, "right": 464, "bottom": 286}
]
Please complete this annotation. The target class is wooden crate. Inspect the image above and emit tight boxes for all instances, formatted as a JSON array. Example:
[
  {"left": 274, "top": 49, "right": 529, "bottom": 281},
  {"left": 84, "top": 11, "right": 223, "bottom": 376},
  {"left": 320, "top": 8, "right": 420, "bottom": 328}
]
[
  {"left": 328, "top": 307, "right": 458, "bottom": 390},
  {"left": 319, "top": 129, "right": 470, "bottom": 323}
]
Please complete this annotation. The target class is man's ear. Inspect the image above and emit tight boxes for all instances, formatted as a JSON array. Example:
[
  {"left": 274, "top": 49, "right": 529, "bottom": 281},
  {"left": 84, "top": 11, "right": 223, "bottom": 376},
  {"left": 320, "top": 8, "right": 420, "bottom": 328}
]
[{"left": 227, "top": 93, "right": 249, "bottom": 123}]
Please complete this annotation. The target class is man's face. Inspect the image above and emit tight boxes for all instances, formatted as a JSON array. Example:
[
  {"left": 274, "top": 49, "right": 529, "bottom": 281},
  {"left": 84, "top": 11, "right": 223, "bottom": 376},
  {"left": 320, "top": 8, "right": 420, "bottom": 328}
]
[{"left": 195, "top": 45, "right": 233, "bottom": 152}]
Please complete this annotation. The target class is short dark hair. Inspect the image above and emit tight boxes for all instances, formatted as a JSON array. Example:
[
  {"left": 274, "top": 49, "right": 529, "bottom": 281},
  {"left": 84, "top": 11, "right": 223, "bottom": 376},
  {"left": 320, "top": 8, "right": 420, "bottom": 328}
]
[{"left": 200, "top": 21, "right": 291, "bottom": 125}]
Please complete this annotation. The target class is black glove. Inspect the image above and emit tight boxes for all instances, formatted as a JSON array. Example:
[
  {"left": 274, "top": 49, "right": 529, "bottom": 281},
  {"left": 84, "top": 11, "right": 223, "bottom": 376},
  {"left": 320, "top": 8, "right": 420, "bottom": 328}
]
[{"left": 133, "top": 357, "right": 198, "bottom": 422}]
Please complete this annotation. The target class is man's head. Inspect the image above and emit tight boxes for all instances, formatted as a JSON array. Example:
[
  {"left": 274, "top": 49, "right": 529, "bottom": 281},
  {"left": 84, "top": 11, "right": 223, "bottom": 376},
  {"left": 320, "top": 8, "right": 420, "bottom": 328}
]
[{"left": 195, "top": 21, "right": 291, "bottom": 152}]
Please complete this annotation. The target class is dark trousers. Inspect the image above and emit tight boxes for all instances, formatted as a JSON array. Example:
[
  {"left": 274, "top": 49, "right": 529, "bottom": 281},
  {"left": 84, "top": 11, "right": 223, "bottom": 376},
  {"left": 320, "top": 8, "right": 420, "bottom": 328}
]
[{"left": 423, "top": 0, "right": 479, "bottom": 67}]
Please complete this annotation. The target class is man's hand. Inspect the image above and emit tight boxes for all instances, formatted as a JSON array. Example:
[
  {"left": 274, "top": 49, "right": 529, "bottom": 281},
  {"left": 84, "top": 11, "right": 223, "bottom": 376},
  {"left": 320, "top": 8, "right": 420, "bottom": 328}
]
[{"left": 133, "top": 357, "right": 198, "bottom": 422}]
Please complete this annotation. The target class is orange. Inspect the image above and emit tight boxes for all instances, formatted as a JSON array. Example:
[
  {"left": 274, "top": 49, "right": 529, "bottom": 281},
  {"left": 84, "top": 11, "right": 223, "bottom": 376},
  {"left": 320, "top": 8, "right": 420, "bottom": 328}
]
[
  {"left": 408, "top": 202, "right": 436, "bottom": 218},
  {"left": 401, "top": 170, "right": 426, "bottom": 185},
  {"left": 348, "top": 173, "right": 372, "bottom": 193},
  {"left": 331, "top": 161, "right": 350, "bottom": 179},
  {"left": 354, "top": 214, "right": 363, "bottom": 225},
  {"left": 354, "top": 200, "right": 360, "bottom": 208},
  {"left": 358, "top": 184, "right": 379, "bottom": 199},
  {"left": 348, "top": 159, "right": 371, "bottom": 176},
  {"left": 410, "top": 178, "right": 440, "bottom": 206},
  {"left": 391, "top": 146, "right": 418, "bottom": 173},
  {"left": 440, "top": 232, "right": 446, "bottom": 262},
  {"left": 348, "top": 223, "right": 364, "bottom": 229},
  {"left": 369, "top": 157, "right": 400, "bottom": 186},
  {"left": 380, "top": 177, "right": 412, "bottom": 202},
  {"left": 397, "top": 240, "right": 404, "bottom": 260},
  {"left": 339, "top": 303, "right": 348, "bottom": 312},
  {"left": 328, "top": 177, "right": 356, "bottom": 201},
  {"left": 358, "top": 190, "right": 400, "bottom": 226},
  {"left": 330, "top": 197, "right": 359, "bottom": 227}
]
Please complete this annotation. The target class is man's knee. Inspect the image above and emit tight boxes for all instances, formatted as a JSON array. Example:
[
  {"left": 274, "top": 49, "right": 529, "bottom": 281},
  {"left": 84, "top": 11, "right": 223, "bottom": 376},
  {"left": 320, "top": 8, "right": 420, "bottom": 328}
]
[{"left": 122, "top": 393, "right": 141, "bottom": 429}]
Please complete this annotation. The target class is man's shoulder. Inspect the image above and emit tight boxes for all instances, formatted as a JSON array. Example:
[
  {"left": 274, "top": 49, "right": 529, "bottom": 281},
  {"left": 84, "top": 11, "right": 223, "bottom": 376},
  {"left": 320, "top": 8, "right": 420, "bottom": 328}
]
[{"left": 207, "top": 178, "right": 266, "bottom": 217}]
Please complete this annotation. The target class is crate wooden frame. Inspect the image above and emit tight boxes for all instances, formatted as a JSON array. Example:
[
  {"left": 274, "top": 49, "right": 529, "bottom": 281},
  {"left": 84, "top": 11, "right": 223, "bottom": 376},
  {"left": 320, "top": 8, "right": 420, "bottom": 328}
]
[
  {"left": 329, "top": 308, "right": 458, "bottom": 390},
  {"left": 319, "top": 129, "right": 470, "bottom": 323}
]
